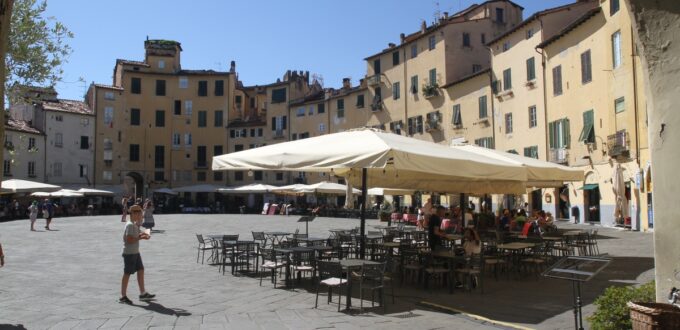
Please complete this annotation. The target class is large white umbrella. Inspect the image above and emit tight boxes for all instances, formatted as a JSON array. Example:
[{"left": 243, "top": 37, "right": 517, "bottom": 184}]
[
  {"left": 77, "top": 188, "right": 115, "bottom": 196},
  {"left": 1, "top": 179, "right": 61, "bottom": 193},
  {"left": 270, "top": 184, "right": 307, "bottom": 195},
  {"left": 31, "top": 189, "right": 83, "bottom": 197},
  {"left": 173, "top": 184, "right": 224, "bottom": 193},
  {"left": 367, "top": 187, "right": 415, "bottom": 196},
  {"left": 212, "top": 128, "right": 528, "bottom": 258},
  {"left": 153, "top": 188, "right": 178, "bottom": 195},
  {"left": 452, "top": 144, "right": 584, "bottom": 187},
  {"left": 612, "top": 164, "right": 627, "bottom": 220},
  {"left": 344, "top": 182, "right": 355, "bottom": 208},
  {"left": 218, "top": 183, "right": 278, "bottom": 194},
  {"left": 295, "top": 181, "right": 361, "bottom": 194}
]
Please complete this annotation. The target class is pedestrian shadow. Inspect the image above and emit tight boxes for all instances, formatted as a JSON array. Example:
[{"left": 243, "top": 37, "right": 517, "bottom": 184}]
[
  {"left": 134, "top": 301, "right": 191, "bottom": 317},
  {"left": 0, "top": 324, "right": 27, "bottom": 330},
  {"left": 151, "top": 230, "right": 165, "bottom": 234}
]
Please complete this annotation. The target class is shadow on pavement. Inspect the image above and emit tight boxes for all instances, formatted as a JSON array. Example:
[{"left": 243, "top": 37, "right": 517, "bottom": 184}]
[
  {"left": 134, "top": 301, "right": 191, "bottom": 317},
  {"left": 0, "top": 325, "right": 27, "bottom": 330}
]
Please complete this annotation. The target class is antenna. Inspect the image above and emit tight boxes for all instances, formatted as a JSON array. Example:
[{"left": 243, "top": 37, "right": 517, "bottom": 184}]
[{"left": 433, "top": 1, "right": 441, "bottom": 23}]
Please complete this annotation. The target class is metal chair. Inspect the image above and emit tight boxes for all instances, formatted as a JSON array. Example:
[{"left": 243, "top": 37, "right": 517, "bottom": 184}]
[
  {"left": 195, "top": 234, "right": 215, "bottom": 264},
  {"left": 291, "top": 249, "right": 316, "bottom": 285},
  {"left": 315, "top": 261, "right": 347, "bottom": 312},
  {"left": 359, "top": 262, "right": 388, "bottom": 313},
  {"left": 455, "top": 253, "right": 485, "bottom": 294},
  {"left": 259, "top": 248, "right": 287, "bottom": 288}
]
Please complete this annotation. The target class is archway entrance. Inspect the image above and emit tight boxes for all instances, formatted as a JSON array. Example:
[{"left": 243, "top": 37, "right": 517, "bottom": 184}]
[{"left": 125, "top": 172, "right": 144, "bottom": 199}]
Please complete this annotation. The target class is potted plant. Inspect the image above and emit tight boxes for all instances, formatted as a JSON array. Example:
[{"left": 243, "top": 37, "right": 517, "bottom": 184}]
[
  {"left": 378, "top": 201, "right": 392, "bottom": 222},
  {"left": 422, "top": 82, "right": 439, "bottom": 98}
]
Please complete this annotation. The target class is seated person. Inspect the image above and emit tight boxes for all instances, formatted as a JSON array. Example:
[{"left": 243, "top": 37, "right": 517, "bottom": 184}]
[
  {"left": 513, "top": 209, "right": 528, "bottom": 231},
  {"left": 499, "top": 208, "right": 512, "bottom": 231},
  {"left": 462, "top": 227, "right": 481, "bottom": 256}
]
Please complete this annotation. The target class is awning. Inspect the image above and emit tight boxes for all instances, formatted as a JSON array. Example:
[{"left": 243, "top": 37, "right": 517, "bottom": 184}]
[{"left": 579, "top": 184, "right": 599, "bottom": 190}]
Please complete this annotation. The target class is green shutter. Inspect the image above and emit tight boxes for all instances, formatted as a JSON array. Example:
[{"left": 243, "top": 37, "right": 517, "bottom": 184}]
[
  {"left": 526, "top": 57, "right": 535, "bottom": 81},
  {"left": 429, "top": 69, "right": 436, "bottom": 86},
  {"left": 548, "top": 122, "right": 555, "bottom": 148},
  {"left": 563, "top": 118, "right": 571, "bottom": 148},
  {"left": 578, "top": 110, "right": 594, "bottom": 142}
]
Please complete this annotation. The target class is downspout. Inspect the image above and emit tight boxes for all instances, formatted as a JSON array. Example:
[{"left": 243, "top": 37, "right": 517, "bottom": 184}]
[
  {"left": 486, "top": 46, "right": 496, "bottom": 148},
  {"left": 92, "top": 90, "right": 97, "bottom": 187},
  {"left": 537, "top": 17, "right": 550, "bottom": 161},
  {"left": 630, "top": 26, "right": 641, "bottom": 167},
  {"left": 403, "top": 46, "right": 408, "bottom": 128}
]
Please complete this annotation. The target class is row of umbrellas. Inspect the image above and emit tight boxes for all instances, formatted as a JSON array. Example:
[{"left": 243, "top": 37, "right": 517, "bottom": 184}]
[
  {"left": 154, "top": 182, "right": 409, "bottom": 196},
  {"left": 0, "top": 179, "right": 114, "bottom": 197}
]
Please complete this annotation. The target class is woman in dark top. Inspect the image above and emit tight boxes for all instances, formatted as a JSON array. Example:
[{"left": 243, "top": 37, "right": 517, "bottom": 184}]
[{"left": 428, "top": 205, "right": 446, "bottom": 251}]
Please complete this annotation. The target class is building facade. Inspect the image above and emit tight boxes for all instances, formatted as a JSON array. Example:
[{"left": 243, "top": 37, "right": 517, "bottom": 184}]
[{"left": 3, "top": 118, "right": 45, "bottom": 182}]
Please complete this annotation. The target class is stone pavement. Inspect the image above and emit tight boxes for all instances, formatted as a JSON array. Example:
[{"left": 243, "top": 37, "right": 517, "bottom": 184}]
[{"left": 0, "top": 214, "right": 653, "bottom": 329}]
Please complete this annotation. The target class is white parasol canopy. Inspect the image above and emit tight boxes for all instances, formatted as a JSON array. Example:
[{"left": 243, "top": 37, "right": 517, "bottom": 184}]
[
  {"left": 366, "top": 187, "right": 415, "bottom": 196},
  {"left": 612, "top": 164, "right": 628, "bottom": 220},
  {"left": 31, "top": 189, "right": 84, "bottom": 197},
  {"left": 1, "top": 179, "right": 61, "bottom": 193},
  {"left": 295, "top": 181, "right": 362, "bottom": 195},
  {"left": 77, "top": 188, "right": 115, "bottom": 196},
  {"left": 213, "top": 128, "right": 528, "bottom": 194},
  {"left": 173, "top": 184, "right": 225, "bottom": 193},
  {"left": 270, "top": 184, "right": 308, "bottom": 195},
  {"left": 153, "top": 188, "right": 178, "bottom": 195},
  {"left": 218, "top": 183, "right": 278, "bottom": 194}
]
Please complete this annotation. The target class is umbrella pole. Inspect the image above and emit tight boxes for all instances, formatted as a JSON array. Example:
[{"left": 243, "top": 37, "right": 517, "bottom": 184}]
[{"left": 360, "top": 168, "right": 367, "bottom": 259}]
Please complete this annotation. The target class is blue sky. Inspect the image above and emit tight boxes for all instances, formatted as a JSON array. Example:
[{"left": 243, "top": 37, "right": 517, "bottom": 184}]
[{"left": 45, "top": 0, "right": 573, "bottom": 100}]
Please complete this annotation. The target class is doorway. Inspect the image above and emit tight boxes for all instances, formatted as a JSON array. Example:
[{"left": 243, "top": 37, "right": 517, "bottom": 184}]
[
  {"left": 584, "top": 184, "right": 601, "bottom": 222},
  {"left": 125, "top": 172, "right": 144, "bottom": 199},
  {"left": 557, "top": 185, "right": 570, "bottom": 220}
]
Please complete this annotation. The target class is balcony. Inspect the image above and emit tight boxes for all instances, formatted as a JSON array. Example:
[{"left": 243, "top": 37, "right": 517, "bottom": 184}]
[
  {"left": 367, "top": 74, "right": 382, "bottom": 87},
  {"left": 549, "top": 148, "right": 569, "bottom": 164},
  {"left": 426, "top": 120, "right": 440, "bottom": 132},
  {"left": 371, "top": 101, "right": 383, "bottom": 112},
  {"left": 608, "top": 130, "right": 630, "bottom": 158},
  {"left": 273, "top": 130, "right": 285, "bottom": 139},
  {"left": 422, "top": 84, "right": 439, "bottom": 99}
]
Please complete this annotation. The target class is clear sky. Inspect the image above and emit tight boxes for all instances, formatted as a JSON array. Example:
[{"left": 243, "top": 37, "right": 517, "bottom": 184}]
[{"left": 44, "top": 0, "right": 573, "bottom": 100}]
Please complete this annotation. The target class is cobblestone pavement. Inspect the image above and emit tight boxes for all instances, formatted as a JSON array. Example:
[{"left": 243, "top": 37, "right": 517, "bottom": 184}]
[{"left": 0, "top": 214, "right": 653, "bottom": 329}]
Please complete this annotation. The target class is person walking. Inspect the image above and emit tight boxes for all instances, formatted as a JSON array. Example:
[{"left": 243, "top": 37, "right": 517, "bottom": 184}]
[
  {"left": 28, "top": 201, "right": 39, "bottom": 231},
  {"left": 43, "top": 199, "right": 54, "bottom": 230},
  {"left": 142, "top": 199, "right": 155, "bottom": 230},
  {"left": 121, "top": 196, "right": 129, "bottom": 223},
  {"left": 0, "top": 242, "right": 4, "bottom": 267},
  {"left": 119, "top": 204, "right": 155, "bottom": 304}
]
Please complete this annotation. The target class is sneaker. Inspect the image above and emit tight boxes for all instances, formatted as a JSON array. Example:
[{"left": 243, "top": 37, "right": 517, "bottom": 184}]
[
  {"left": 139, "top": 292, "right": 156, "bottom": 300},
  {"left": 118, "top": 296, "right": 133, "bottom": 304}
]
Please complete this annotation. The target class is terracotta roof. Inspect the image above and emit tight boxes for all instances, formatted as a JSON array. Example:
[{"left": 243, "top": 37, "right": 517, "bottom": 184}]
[
  {"left": 5, "top": 118, "right": 42, "bottom": 135},
  {"left": 537, "top": 7, "right": 602, "bottom": 49},
  {"left": 42, "top": 99, "right": 93, "bottom": 116},
  {"left": 326, "top": 86, "right": 367, "bottom": 101},
  {"left": 290, "top": 90, "right": 325, "bottom": 106},
  {"left": 92, "top": 83, "right": 123, "bottom": 91},
  {"left": 178, "top": 69, "right": 231, "bottom": 76},
  {"left": 116, "top": 59, "right": 150, "bottom": 67},
  {"left": 441, "top": 68, "right": 491, "bottom": 89},
  {"left": 486, "top": 1, "right": 597, "bottom": 46}
]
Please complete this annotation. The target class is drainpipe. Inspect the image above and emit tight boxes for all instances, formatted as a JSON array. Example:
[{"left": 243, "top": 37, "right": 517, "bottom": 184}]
[
  {"left": 92, "top": 90, "right": 98, "bottom": 187},
  {"left": 630, "top": 26, "right": 641, "bottom": 167},
  {"left": 486, "top": 46, "right": 496, "bottom": 148},
  {"left": 403, "top": 46, "right": 409, "bottom": 127},
  {"left": 537, "top": 17, "right": 550, "bottom": 161}
]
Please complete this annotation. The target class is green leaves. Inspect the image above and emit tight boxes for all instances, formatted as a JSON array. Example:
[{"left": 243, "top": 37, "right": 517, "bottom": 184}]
[
  {"left": 588, "top": 281, "right": 656, "bottom": 330},
  {"left": 6, "top": 0, "right": 73, "bottom": 102}
]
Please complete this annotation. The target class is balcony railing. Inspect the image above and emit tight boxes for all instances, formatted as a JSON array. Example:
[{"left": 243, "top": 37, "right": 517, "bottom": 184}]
[
  {"left": 273, "top": 130, "right": 285, "bottom": 139},
  {"left": 549, "top": 148, "right": 569, "bottom": 164},
  {"left": 367, "top": 74, "right": 382, "bottom": 87},
  {"left": 608, "top": 130, "right": 630, "bottom": 157},
  {"left": 371, "top": 101, "right": 383, "bottom": 112}
]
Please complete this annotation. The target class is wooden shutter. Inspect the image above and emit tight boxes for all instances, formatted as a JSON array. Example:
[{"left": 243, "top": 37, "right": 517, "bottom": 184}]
[
  {"left": 548, "top": 121, "right": 555, "bottom": 148},
  {"left": 271, "top": 117, "right": 276, "bottom": 131},
  {"left": 563, "top": 118, "right": 571, "bottom": 148},
  {"left": 282, "top": 116, "right": 287, "bottom": 129}
]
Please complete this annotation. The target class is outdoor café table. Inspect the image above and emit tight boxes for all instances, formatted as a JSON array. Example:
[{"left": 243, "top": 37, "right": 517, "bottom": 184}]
[
  {"left": 497, "top": 242, "right": 537, "bottom": 277},
  {"left": 430, "top": 250, "right": 467, "bottom": 294},
  {"left": 338, "top": 259, "right": 382, "bottom": 309},
  {"left": 227, "top": 240, "right": 257, "bottom": 275},
  {"left": 273, "top": 246, "right": 314, "bottom": 288},
  {"left": 296, "top": 237, "right": 328, "bottom": 246},
  {"left": 308, "top": 245, "right": 334, "bottom": 259},
  {"left": 264, "top": 231, "right": 291, "bottom": 246}
]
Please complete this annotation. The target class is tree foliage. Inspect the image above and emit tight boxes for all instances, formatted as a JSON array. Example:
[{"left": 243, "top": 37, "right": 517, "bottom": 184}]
[
  {"left": 588, "top": 281, "right": 656, "bottom": 330},
  {"left": 5, "top": 0, "right": 72, "bottom": 101}
]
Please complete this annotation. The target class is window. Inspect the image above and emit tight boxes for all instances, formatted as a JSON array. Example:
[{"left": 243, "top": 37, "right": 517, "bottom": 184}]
[
  {"left": 481, "top": 33, "right": 486, "bottom": 44},
  {"left": 611, "top": 0, "right": 620, "bottom": 15},
  {"left": 291, "top": 133, "right": 297, "bottom": 141},
  {"left": 104, "top": 91, "right": 115, "bottom": 100},
  {"left": 198, "top": 111, "right": 207, "bottom": 127},
  {"left": 529, "top": 106, "right": 537, "bottom": 128},
  {"left": 234, "top": 171, "right": 243, "bottom": 181},
  {"left": 552, "top": 66, "right": 563, "bottom": 96},
  {"left": 318, "top": 103, "right": 325, "bottom": 114},
  {"left": 373, "top": 59, "right": 381, "bottom": 74},
  {"left": 526, "top": 57, "right": 536, "bottom": 81},
  {"left": 155, "top": 145, "right": 165, "bottom": 168},
  {"left": 185, "top": 100, "right": 193, "bottom": 116},
  {"left": 416, "top": 115, "right": 423, "bottom": 134},
  {"left": 411, "top": 44, "right": 418, "bottom": 58},
  {"left": 179, "top": 77, "right": 188, "bottom": 89},
  {"left": 254, "top": 171, "right": 263, "bottom": 181},
  {"left": 104, "top": 107, "right": 114, "bottom": 127},
  {"left": 472, "top": 64, "right": 482, "bottom": 73},
  {"left": 28, "top": 161, "right": 36, "bottom": 177},
  {"left": 548, "top": 118, "right": 571, "bottom": 149},
  {"left": 129, "top": 144, "right": 140, "bottom": 161},
  {"left": 356, "top": 94, "right": 364, "bottom": 108},
  {"left": 196, "top": 146, "right": 207, "bottom": 168},
  {"left": 319, "top": 123, "right": 326, "bottom": 133},
  {"left": 463, "top": 33, "right": 471, "bottom": 47},
  {"left": 130, "top": 108, "right": 140, "bottom": 125},
  {"left": 272, "top": 88, "right": 286, "bottom": 103},
  {"left": 131, "top": 77, "right": 141, "bottom": 94},
  {"left": 429, "top": 68, "right": 437, "bottom": 86},
  {"left": 392, "top": 82, "right": 400, "bottom": 100},
  {"left": 158, "top": 59, "right": 165, "bottom": 69},
  {"left": 296, "top": 107, "right": 305, "bottom": 117},
  {"left": 3, "top": 160, "right": 10, "bottom": 176},
  {"left": 503, "top": 68, "right": 512, "bottom": 90},
  {"left": 155, "top": 110, "right": 165, "bottom": 127},
  {"left": 452, "top": 104, "right": 462, "bottom": 127},
  {"left": 103, "top": 171, "right": 112, "bottom": 181},
  {"left": 276, "top": 172, "right": 284, "bottom": 181},
  {"left": 184, "top": 133, "right": 192, "bottom": 146},
  {"left": 615, "top": 97, "right": 625, "bottom": 113},
  {"left": 235, "top": 144, "right": 244, "bottom": 152},
  {"left": 250, "top": 129, "right": 255, "bottom": 137},
  {"left": 154, "top": 171, "right": 165, "bottom": 181},
  {"left": 579, "top": 110, "right": 595, "bottom": 144},
  {"left": 474, "top": 137, "right": 494, "bottom": 149},
  {"left": 410, "top": 75, "right": 418, "bottom": 94},
  {"left": 172, "top": 133, "right": 181, "bottom": 148},
  {"left": 271, "top": 115, "right": 287, "bottom": 132},
  {"left": 478, "top": 96, "right": 488, "bottom": 118},
  {"left": 523, "top": 146, "right": 539, "bottom": 159},
  {"left": 505, "top": 113, "right": 513, "bottom": 134},
  {"left": 214, "top": 145, "right": 223, "bottom": 158},
  {"left": 428, "top": 35, "right": 436, "bottom": 50},
  {"left": 55, "top": 115, "right": 63, "bottom": 122},
  {"left": 491, "top": 80, "right": 500, "bottom": 94},
  {"left": 55, "top": 133, "right": 63, "bottom": 147},
  {"left": 174, "top": 100, "right": 181, "bottom": 115},
  {"left": 258, "top": 128, "right": 263, "bottom": 137},
  {"left": 215, "top": 80, "right": 224, "bottom": 96},
  {"left": 581, "top": 50, "right": 592, "bottom": 84},
  {"left": 407, "top": 117, "right": 414, "bottom": 135},
  {"left": 526, "top": 28, "right": 534, "bottom": 39},
  {"left": 28, "top": 137, "right": 35, "bottom": 149},
  {"left": 308, "top": 106, "right": 314, "bottom": 115},
  {"left": 496, "top": 8, "right": 504, "bottom": 23},
  {"left": 155, "top": 80, "right": 166, "bottom": 96},
  {"left": 392, "top": 51, "right": 399, "bottom": 66},
  {"left": 213, "top": 170, "right": 224, "bottom": 182},
  {"left": 612, "top": 31, "right": 622, "bottom": 69},
  {"left": 214, "top": 110, "right": 223, "bottom": 127},
  {"left": 198, "top": 81, "right": 208, "bottom": 96},
  {"left": 337, "top": 99, "right": 345, "bottom": 118},
  {"left": 80, "top": 136, "right": 89, "bottom": 150},
  {"left": 53, "top": 162, "right": 62, "bottom": 177}
]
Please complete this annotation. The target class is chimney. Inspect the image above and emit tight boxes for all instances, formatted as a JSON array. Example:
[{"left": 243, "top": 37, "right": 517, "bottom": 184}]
[
  {"left": 444, "top": 12, "right": 449, "bottom": 19},
  {"left": 359, "top": 78, "right": 365, "bottom": 87},
  {"left": 400, "top": 33, "right": 406, "bottom": 43},
  {"left": 342, "top": 78, "right": 351, "bottom": 89},
  {"left": 230, "top": 61, "right": 236, "bottom": 73},
  {"left": 421, "top": 20, "right": 427, "bottom": 34},
  {"left": 388, "top": 42, "right": 396, "bottom": 48}
]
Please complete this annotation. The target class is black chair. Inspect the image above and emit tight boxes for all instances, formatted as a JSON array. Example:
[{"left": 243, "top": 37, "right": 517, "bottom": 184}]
[
  {"left": 315, "top": 261, "right": 347, "bottom": 312},
  {"left": 252, "top": 231, "right": 268, "bottom": 248},
  {"left": 195, "top": 234, "right": 215, "bottom": 264},
  {"left": 359, "top": 262, "right": 388, "bottom": 313},
  {"left": 259, "top": 248, "right": 287, "bottom": 288},
  {"left": 291, "top": 249, "right": 316, "bottom": 285},
  {"left": 231, "top": 241, "right": 258, "bottom": 275},
  {"left": 455, "top": 253, "right": 485, "bottom": 294}
]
